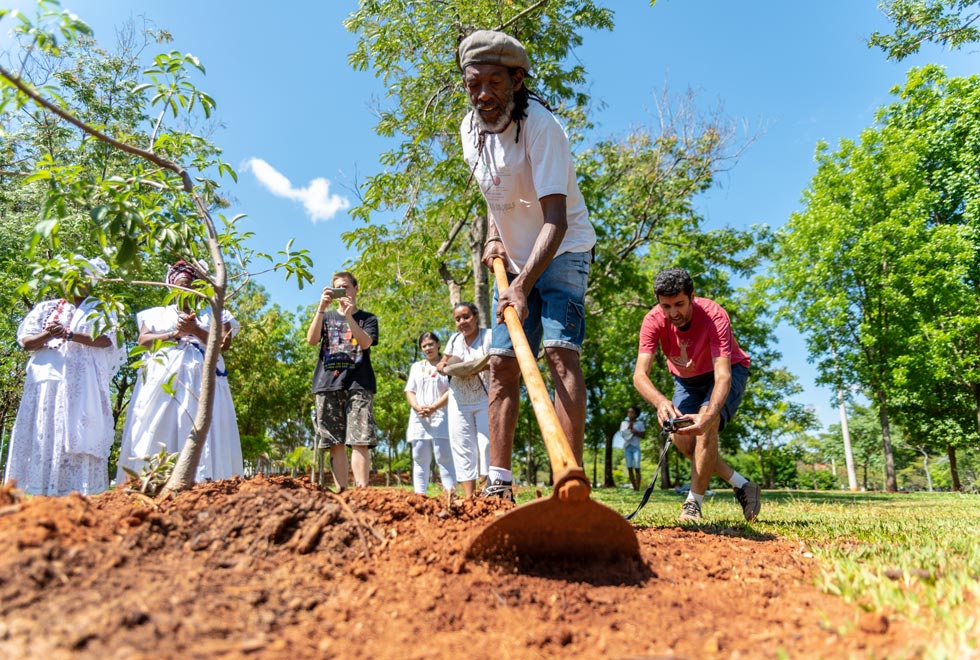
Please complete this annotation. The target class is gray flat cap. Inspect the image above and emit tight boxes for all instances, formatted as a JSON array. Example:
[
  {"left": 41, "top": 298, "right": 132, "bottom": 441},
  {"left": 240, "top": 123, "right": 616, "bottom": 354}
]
[{"left": 458, "top": 30, "right": 531, "bottom": 72}]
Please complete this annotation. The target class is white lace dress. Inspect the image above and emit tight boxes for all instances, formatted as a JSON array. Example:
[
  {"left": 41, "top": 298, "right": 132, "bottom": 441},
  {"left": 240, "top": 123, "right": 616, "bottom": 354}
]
[
  {"left": 116, "top": 305, "right": 243, "bottom": 482},
  {"left": 4, "top": 298, "right": 126, "bottom": 496}
]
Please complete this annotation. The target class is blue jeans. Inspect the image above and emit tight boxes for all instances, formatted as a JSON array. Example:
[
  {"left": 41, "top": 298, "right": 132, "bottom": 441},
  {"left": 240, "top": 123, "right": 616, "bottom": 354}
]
[
  {"left": 672, "top": 363, "right": 750, "bottom": 432},
  {"left": 490, "top": 251, "right": 591, "bottom": 357}
]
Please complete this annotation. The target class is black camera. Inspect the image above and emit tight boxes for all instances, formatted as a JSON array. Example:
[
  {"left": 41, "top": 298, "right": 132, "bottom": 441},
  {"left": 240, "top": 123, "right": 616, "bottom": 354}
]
[{"left": 662, "top": 417, "right": 694, "bottom": 433}]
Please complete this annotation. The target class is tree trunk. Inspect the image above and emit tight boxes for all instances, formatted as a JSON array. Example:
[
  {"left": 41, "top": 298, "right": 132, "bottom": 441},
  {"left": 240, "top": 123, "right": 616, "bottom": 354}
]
[
  {"left": 757, "top": 443, "right": 767, "bottom": 489},
  {"left": 919, "top": 448, "right": 933, "bottom": 492},
  {"left": 837, "top": 387, "right": 858, "bottom": 491},
  {"left": 603, "top": 430, "right": 615, "bottom": 487},
  {"left": 386, "top": 441, "right": 393, "bottom": 487},
  {"left": 973, "top": 383, "right": 980, "bottom": 438},
  {"left": 767, "top": 437, "right": 776, "bottom": 488},
  {"left": 469, "top": 214, "right": 491, "bottom": 325},
  {"left": 111, "top": 370, "right": 132, "bottom": 430},
  {"left": 164, "top": 284, "right": 224, "bottom": 493},
  {"left": 0, "top": 417, "right": 7, "bottom": 478},
  {"left": 874, "top": 388, "right": 898, "bottom": 492},
  {"left": 164, "top": 214, "right": 228, "bottom": 493},
  {"left": 947, "top": 443, "right": 961, "bottom": 491}
]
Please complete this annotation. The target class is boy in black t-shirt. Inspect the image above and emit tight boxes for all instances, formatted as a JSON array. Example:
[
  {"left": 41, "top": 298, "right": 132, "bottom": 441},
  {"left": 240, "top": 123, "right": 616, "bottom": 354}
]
[{"left": 306, "top": 271, "right": 379, "bottom": 490}]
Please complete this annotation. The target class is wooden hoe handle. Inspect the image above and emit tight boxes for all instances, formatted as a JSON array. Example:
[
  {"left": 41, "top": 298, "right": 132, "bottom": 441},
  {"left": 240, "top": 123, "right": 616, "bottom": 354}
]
[{"left": 492, "top": 258, "right": 582, "bottom": 480}]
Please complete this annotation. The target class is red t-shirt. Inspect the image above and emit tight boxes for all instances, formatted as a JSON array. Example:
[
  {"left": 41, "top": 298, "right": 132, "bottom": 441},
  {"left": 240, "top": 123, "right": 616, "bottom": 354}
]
[{"left": 638, "top": 297, "right": 750, "bottom": 379}]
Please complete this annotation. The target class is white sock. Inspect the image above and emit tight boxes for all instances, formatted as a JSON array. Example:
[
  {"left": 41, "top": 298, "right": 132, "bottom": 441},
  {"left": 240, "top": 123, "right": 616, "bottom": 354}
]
[
  {"left": 728, "top": 471, "right": 748, "bottom": 489},
  {"left": 687, "top": 491, "right": 704, "bottom": 505},
  {"left": 489, "top": 467, "right": 512, "bottom": 483}
]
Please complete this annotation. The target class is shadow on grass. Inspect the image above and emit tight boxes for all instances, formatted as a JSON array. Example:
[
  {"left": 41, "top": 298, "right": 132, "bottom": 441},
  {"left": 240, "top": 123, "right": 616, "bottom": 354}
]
[{"left": 634, "top": 521, "right": 778, "bottom": 542}]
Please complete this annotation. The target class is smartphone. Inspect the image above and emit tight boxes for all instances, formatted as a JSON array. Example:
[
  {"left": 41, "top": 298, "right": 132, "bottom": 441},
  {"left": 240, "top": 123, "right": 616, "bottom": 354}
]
[{"left": 326, "top": 287, "right": 348, "bottom": 297}]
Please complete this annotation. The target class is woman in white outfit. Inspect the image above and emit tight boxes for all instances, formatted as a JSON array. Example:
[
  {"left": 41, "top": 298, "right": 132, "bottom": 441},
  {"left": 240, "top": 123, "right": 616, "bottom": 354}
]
[
  {"left": 436, "top": 302, "right": 491, "bottom": 498},
  {"left": 117, "top": 260, "right": 243, "bottom": 482},
  {"left": 405, "top": 331, "right": 454, "bottom": 495},
  {"left": 4, "top": 256, "right": 126, "bottom": 496}
]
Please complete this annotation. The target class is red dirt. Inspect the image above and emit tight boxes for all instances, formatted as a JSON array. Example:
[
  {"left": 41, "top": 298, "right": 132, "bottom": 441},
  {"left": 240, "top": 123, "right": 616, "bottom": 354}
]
[{"left": 0, "top": 476, "right": 921, "bottom": 659}]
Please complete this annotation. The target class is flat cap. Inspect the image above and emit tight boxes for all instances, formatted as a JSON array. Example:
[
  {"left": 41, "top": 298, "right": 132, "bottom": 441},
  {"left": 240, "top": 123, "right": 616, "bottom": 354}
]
[{"left": 458, "top": 30, "right": 531, "bottom": 72}]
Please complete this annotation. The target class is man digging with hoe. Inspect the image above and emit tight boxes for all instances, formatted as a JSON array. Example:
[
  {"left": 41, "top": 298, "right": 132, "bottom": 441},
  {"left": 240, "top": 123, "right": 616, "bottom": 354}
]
[{"left": 458, "top": 30, "right": 596, "bottom": 502}]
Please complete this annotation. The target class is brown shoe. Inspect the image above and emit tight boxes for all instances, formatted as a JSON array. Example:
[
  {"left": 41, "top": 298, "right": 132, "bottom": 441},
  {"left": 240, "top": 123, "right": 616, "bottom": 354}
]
[
  {"left": 735, "top": 482, "right": 761, "bottom": 522},
  {"left": 678, "top": 499, "right": 702, "bottom": 522}
]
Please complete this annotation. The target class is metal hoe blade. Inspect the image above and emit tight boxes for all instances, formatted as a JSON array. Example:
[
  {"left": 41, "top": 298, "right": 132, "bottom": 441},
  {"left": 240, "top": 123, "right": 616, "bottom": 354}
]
[
  {"left": 466, "top": 259, "right": 641, "bottom": 565},
  {"left": 467, "top": 470, "right": 641, "bottom": 562}
]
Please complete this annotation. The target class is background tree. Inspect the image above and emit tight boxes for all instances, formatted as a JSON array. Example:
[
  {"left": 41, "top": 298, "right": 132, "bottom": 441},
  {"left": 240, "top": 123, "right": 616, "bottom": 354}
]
[
  {"left": 870, "top": 0, "right": 980, "bottom": 60},
  {"left": 0, "top": 2, "right": 313, "bottom": 492},
  {"left": 772, "top": 66, "right": 980, "bottom": 492},
  {"left": 342, "top": 3, "right": 803, "bottom": 488}
]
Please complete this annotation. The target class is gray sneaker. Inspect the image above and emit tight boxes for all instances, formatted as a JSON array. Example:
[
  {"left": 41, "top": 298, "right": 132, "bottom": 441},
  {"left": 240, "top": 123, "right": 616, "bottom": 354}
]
[
  {"left": 481, "top": 478, "right": 514, "bottom": 503},
  {"left": 735, "top": 481, "right": 761, "bottom": 522},
  {"left": 678, "top": 499, "right": 702, "bottom": 522}
]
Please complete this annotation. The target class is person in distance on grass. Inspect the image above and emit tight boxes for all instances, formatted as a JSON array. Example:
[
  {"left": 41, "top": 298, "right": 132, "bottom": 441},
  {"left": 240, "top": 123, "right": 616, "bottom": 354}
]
[
  {"left": 458, "top": 30, "right": 596, "bottom": 501},
  {"left": 632, "top": 267, "right": 761, "bottom": 523},
  {"left": 436, "top": 302, "right": 491, "bottom": 498},
  {"left": 117, "top": 260, "right": 243, "bottom": 483},
  {"left": 6, "top": 256, "right": 125, "bottom": 496},
  {"left": 306, "top": 271, "right": 379, "bottom": 491},
  {"left": 621, "top": 406, "right": 646, "bottom": 491},
  {"left": 405, "top": 331, "right": 455, "bottom": 496}
]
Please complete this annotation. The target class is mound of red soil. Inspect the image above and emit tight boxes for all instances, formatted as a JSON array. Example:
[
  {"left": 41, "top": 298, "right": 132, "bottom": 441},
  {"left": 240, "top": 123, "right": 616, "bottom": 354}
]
[{"left": 0, "top": 476, "right": 918, "bottom": 658}]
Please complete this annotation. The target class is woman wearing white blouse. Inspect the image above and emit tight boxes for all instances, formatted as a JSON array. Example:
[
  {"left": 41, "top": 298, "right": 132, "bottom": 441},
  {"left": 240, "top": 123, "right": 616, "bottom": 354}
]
[
  {"left": 437, "top": 302, "right": 491, "bottom": 498},
  {"left": 405, "top": 332, "right": 454, "bottom": 495}
]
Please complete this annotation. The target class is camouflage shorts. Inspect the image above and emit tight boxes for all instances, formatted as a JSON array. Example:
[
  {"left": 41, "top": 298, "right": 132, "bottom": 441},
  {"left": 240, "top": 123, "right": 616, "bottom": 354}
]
[{"left": 314, "top": 390, "right": 377, "bottom": 448}]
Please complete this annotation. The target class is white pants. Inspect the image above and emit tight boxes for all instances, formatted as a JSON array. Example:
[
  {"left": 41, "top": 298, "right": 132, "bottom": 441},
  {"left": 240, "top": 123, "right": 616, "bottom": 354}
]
[
  {"left": 448, "top": 399, "right": 489, "bottom": 482},
  {"left": 411, "top": 438, "right": 456, "bottom": 494}
]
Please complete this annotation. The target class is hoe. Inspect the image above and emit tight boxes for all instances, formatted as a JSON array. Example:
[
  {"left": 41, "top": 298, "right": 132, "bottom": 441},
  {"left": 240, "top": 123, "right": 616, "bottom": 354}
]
[{"left": 467, "top": 259, "right": 641, "bottom": 563}]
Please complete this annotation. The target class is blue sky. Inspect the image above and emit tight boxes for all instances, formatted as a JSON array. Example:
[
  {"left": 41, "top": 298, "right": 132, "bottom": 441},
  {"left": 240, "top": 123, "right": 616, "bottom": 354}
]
[{"left": 2, "top": 1, "right": 976, "bottom": 429}]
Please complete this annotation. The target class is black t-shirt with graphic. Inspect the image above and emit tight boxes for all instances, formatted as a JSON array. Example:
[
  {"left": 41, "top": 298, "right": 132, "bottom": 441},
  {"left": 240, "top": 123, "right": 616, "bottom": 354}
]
[{"left": 311, "top": 309, "right": 379, "bottom": 393}]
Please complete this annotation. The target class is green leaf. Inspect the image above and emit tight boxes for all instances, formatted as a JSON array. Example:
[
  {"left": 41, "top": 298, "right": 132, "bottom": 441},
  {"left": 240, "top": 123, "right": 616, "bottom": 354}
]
[
  {"left": 22, "top": 170, "right": 52, "bottom": 184},
  {"left": 89, "top": 205, "right": 109, "bottom": 224}
]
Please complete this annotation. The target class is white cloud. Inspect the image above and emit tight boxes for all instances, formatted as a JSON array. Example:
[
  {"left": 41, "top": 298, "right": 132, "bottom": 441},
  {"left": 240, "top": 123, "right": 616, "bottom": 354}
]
[{"left": 243, "top": 157, "right": 350, "bottom": 222}]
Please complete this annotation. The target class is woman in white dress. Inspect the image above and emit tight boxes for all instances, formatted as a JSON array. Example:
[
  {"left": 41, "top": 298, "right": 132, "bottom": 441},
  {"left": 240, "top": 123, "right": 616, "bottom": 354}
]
[
  {"left": 4, "top": 257, "right": 125, "bottom": 496},
  {"left": 436, "top": 302, "right": 491, "bottom": 498},
  {"left": 405, "top": 332, "right": 454, "bottom": 495},
  {"left": 117, "top": 260, "right": 243, "bottom": 482}
]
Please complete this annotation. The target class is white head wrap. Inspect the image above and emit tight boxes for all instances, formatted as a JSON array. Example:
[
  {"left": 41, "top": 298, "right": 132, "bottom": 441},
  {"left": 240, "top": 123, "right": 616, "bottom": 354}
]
[{"left": 79, "top": 255, "right": 110, "bottom": 283}]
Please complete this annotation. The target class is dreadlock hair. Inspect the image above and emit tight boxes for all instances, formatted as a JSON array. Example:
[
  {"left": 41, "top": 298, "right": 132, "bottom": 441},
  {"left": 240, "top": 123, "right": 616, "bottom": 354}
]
[{"left": 509, "top": 69, "right": 553, "bottom": 144}]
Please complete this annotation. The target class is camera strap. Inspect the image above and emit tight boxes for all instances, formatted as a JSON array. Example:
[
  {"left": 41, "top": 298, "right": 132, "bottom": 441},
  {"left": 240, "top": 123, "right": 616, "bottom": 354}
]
[{"left": 625, "top": 428, "right": 673, "bottom": 521}]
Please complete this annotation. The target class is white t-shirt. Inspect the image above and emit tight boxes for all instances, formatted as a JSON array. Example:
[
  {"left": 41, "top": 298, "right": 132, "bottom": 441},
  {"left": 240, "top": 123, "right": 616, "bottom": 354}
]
[
  {"left": 460, "top": 100, "right": 595, "bottom": 272},
  {"left": 404, "top": 360, "right": 449, "bottom": 440},
  {"left": 620, "top": 419, "right": 646, "bottom": 449},
  {"left": 444, "top": 329, "right": 491, "bottom": 409}
]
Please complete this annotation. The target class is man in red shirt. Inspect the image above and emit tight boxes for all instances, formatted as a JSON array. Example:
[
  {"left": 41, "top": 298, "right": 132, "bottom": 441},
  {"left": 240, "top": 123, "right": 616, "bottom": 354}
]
[{"left": 632, "top": 268, "right": 760, "bottom": 522}]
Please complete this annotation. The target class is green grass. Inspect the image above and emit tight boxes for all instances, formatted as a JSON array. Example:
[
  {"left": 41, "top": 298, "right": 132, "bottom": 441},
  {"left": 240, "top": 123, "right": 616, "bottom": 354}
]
[
  {"left": 405, "top": 477, "right": 980, "bottom": 654},
  {"left": 593, "top": 486, "right": 980, "bottom": 659},
  {"left": 410, "top": 481, "right": 980, "bottom": 657}
]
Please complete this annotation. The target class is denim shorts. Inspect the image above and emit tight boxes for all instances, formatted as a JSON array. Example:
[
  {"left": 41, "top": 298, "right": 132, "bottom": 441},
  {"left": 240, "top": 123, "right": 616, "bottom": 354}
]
[
  {"left": 672, "top": 362, "right": 750, "bottom": 432},
  {"left": 490, "top": 250, "right": 591, "bottom": 357},
  {"left": 624, "top": 443, "right": 642, "bottom": 469}
]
